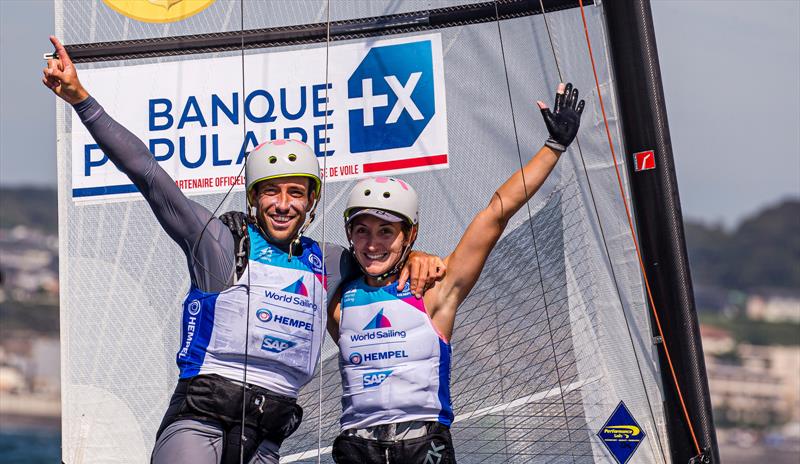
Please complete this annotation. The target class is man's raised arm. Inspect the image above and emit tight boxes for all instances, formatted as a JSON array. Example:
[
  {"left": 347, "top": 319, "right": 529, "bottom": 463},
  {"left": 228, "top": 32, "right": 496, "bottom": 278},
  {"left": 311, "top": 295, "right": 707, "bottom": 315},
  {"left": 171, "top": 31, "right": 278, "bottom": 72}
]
[{"left": 43, "top": 36, "right": 234, "bottom": 292}]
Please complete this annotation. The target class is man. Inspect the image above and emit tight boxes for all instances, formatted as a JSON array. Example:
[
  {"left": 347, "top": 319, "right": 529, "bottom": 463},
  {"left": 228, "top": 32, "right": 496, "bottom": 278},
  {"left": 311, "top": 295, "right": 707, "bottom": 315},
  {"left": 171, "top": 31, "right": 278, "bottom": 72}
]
[{"left": 42, "top": 36, "right": 444, "bottom": 464}]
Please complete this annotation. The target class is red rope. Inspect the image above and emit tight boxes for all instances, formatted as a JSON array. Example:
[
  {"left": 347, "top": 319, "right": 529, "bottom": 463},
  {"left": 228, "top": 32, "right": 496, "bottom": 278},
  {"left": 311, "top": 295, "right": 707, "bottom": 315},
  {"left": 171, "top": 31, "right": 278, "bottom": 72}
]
[{"left": 577, "top": 0, "right": 702, "bottom": 456}]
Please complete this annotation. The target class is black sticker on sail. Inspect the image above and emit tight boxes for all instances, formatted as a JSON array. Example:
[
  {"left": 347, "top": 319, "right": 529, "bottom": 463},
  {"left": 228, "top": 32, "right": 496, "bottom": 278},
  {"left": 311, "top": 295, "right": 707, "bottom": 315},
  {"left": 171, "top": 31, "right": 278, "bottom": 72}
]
[{"left": 597, "top": 401, "right": 646, "bottom": 464}]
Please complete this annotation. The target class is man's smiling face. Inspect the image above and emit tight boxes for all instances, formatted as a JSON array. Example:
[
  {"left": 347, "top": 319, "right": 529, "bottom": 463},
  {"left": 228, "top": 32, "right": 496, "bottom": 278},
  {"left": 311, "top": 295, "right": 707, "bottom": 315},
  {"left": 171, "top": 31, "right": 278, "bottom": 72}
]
[{"left": 251, "top": 176, "right": 314, "bottom": 246}]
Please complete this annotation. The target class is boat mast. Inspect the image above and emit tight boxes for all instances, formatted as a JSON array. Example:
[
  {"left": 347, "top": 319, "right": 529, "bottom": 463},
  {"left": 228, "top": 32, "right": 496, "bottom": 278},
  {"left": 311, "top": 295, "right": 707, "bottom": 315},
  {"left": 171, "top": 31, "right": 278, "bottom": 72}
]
[{"left": 602, "top": 1, "right": 719, "bottom": 462}]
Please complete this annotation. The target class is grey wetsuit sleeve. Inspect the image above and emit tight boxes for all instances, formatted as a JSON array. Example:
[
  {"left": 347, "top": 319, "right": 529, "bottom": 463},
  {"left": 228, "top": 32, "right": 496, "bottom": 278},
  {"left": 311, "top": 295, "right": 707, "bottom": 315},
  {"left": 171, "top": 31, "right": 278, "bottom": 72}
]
[
  {"left": 322, "top": 243, "right": 359, "bottom": 300},
  {"left": 73, "top": 96, "right": 235, "bottom": 293}
]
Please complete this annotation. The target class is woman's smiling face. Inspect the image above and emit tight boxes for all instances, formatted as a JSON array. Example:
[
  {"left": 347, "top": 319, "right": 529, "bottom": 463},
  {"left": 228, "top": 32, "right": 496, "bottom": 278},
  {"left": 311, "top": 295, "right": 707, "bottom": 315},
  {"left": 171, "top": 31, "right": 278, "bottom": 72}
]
[{"left": 348, "top": 213, "right": 407, "bottom": 278}]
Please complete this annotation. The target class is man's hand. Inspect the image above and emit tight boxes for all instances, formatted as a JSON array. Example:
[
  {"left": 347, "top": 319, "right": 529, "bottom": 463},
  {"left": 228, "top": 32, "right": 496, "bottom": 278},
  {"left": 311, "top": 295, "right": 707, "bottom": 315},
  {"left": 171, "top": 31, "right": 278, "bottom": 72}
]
[
  {"left": 42, "top": 36, "right": 89, "bottom": 105},
  {"left": 537, "top": 82, "right": 585, "bottom": 153},
  {"left": 397, "top": 252, "right": 446, "bottom": 299},
  {"left": 218, "top": 210, "right": 251, "bottom": 236}
]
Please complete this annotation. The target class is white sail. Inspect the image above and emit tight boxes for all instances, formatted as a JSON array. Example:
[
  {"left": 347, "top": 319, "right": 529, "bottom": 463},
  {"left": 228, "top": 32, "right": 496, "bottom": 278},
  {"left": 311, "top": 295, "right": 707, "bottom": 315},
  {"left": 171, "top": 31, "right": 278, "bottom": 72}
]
[{"left": 56, "top": 1, "right": 670, "bottom": 462}]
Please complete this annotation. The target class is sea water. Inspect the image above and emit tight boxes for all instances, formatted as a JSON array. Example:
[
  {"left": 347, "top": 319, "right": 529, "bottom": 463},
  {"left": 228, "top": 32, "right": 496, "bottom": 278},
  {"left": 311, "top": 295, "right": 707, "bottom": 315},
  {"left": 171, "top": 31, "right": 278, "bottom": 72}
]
[{"left": 0, "top": 426, "right": 60, "bottom": 463}]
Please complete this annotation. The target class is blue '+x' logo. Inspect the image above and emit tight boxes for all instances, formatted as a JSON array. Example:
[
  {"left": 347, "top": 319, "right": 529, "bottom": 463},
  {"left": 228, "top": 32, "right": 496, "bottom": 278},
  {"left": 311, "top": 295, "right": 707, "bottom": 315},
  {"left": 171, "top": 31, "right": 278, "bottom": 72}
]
[{"left": 347, "top": 40, "right": 435, "bottom": 153}]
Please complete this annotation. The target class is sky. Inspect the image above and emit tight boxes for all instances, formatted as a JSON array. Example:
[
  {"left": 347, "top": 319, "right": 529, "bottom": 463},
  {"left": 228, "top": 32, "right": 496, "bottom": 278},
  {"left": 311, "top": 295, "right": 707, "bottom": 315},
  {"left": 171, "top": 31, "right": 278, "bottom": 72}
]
[{"left": 0, "top": 0, "right": 798, "bottom": 228}]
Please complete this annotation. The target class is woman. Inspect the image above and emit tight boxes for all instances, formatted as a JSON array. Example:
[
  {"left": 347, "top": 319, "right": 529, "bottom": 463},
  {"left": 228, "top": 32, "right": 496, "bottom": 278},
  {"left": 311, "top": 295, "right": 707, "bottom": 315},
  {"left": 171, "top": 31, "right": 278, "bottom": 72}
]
[{"left": 326, "top": 83, "right": 585, "bottom": 463}]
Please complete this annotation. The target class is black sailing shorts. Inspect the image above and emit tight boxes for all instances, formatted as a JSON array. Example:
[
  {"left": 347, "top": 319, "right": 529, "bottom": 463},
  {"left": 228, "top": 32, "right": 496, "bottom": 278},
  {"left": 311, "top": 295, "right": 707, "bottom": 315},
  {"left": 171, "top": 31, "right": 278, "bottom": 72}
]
[{"left": 332, "top": 421, "right": 456, "bottom": 464}]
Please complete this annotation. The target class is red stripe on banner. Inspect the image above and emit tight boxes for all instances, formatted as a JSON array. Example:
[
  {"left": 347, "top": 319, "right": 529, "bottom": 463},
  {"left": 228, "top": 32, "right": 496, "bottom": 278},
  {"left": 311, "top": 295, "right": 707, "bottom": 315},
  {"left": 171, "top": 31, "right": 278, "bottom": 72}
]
[{"left": 362, "top": 154, "right": 448, "bottom": 173}]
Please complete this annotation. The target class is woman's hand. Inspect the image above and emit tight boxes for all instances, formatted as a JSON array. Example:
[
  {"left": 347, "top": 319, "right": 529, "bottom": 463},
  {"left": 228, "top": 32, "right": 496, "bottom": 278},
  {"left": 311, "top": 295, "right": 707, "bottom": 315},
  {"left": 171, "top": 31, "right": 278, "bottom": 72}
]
[
  {"left": 42, "top": 36, "right": 89, "bottom": 105},
  {"left": 537, "top": 82, "right": 585, "bottom": 153}
]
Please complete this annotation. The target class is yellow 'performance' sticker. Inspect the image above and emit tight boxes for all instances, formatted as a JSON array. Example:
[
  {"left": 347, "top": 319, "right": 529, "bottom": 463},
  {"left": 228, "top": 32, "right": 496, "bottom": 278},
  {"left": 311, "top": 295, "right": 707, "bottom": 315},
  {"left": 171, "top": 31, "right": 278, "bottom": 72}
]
[{"left": 102, "top": 0, "right": 215, "bottom": 24}]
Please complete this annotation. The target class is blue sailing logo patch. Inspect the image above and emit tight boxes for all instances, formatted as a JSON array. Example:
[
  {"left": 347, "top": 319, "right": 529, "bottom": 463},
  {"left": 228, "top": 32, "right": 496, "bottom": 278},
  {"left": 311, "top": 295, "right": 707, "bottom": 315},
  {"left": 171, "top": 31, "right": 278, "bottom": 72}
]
[{"left": 597, "top": 401, "right": 646, "bottom": 464}]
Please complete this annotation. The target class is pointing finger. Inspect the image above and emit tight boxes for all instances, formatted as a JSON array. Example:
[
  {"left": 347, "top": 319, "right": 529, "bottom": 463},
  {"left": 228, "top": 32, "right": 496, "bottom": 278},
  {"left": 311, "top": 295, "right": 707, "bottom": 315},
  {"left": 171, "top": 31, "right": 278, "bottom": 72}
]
[{"left": 49, "top": 36, "right": 74, "bottom": 67}]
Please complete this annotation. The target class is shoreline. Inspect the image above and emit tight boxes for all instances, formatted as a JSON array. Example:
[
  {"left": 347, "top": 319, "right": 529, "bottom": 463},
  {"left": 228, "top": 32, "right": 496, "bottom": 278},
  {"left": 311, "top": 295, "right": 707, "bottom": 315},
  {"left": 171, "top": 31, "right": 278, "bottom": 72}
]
[
  {"left": 0, "top": 412, "right": 61, "bottom": 430},
  {"left": 0, "top": 392, "right": 60, "bottom": 431}
]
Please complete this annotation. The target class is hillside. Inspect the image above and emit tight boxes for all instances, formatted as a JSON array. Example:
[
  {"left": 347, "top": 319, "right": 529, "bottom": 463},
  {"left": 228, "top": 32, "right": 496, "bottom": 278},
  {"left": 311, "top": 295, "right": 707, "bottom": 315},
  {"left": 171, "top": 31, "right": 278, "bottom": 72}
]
[
  {"left": 685, "top": 198, "right": 800, "bottom": 290},
  {"left": 0, "top": 187, "right": 58, "bottom": 234}
]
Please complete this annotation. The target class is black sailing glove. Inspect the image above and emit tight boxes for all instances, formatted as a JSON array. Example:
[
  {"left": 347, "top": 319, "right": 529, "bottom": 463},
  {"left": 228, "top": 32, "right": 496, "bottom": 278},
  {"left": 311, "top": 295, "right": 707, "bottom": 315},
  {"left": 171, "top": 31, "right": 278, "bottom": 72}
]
[
  {"left": 539, "top": 82, "right": 585, "bottom": 153},
  {"left": 219, "top": 210, "right": 250, "bottom": 236},
  {"left": 219, "top": 210, "right": 254, "bottom": 280}
]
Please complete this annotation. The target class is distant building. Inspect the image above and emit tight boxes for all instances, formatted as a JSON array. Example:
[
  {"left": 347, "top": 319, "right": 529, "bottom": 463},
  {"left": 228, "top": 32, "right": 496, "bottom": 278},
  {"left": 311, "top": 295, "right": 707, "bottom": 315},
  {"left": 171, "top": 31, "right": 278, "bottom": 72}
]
[
  {"left": 746, "top": 289, "right": 800, "bottom": 323},
  {"left": 706, "top": 360, "right": 787, "bottom": 426},
  {"left": 706, "top": 344, "right": 800, "bottom": 426},
  {"left": 700, "top": 324, "right": 736, "bottom": 355},
  {"left": 738, "top": 344, "right": 800, "bottom": 421},
  {"left": 0, "top": 228, "right": 59, "bottom": 304},
  {"left": 30, "top": 337, "right": 60, "bottom": 394},
  {"left": 0, "top": 365, "right": 26, "bottom": 393}
]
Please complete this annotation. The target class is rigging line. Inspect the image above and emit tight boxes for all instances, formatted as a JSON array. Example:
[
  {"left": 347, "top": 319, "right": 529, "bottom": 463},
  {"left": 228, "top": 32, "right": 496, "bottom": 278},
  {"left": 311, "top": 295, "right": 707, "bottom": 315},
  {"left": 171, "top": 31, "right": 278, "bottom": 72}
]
[
  {"left": 491, "top": 5, "right": 511, "bottom": 460},
  {"left": 492, "top": 2, "right": 574, "bottom": 462},
  {"left": 537, "top": 0, "right": 668, "bottom": 460},
  {"left": 239, "top": 0, "right": 250, "bottom": 463},
  {"left": 173, "top": 0, "right": 251, "bottom": 457},
  {"left": 577, "top": 0, "right": 702, "bottom": 456},
  {"left": 317, "top": 1, "right": 332, "bottom": 461}
]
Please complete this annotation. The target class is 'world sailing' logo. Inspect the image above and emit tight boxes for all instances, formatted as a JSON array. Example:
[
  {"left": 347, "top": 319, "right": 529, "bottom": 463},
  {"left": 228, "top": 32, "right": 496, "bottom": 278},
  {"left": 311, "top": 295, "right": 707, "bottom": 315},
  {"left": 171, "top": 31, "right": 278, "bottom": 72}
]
[
  {"left": 363, "top": 308, "right": 392, "bottom": 330},
  {"left": 347, "top": 41, "right": 435, "bottom": 153},
  {"left": 351, "top": 308, "right": 406, "bottom": 342},
  {"left": 282, "top": 278, "right": 309, "bottom": 297}
]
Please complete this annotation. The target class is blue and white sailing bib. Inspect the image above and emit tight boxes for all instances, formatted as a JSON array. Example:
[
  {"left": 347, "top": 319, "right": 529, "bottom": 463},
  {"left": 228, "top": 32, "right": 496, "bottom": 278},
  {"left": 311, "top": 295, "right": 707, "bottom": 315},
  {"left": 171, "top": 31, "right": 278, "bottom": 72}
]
[
  {"left": 338, "top": 278, "right": 453, "bottom": 430},
  {"left": 176, "top": 225, "right": 327, "bottom": 398}
]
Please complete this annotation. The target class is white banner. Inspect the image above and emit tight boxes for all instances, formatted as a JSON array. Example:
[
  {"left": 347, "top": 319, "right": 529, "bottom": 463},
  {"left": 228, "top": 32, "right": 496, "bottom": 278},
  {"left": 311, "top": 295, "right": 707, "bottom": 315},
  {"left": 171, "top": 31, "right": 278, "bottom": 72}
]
[{"left": 71, "top": 34, "right": 448, "bottom": 203}]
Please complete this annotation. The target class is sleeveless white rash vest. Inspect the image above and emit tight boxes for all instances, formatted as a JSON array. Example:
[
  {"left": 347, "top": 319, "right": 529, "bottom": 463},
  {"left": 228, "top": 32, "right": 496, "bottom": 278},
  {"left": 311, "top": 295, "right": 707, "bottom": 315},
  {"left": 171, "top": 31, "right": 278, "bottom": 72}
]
[
  {"left": 176, "top": 225, "right": 327, "bottom": 398},
  {"left": 338, "top": 279, "right": 453, "bottom": 430}
]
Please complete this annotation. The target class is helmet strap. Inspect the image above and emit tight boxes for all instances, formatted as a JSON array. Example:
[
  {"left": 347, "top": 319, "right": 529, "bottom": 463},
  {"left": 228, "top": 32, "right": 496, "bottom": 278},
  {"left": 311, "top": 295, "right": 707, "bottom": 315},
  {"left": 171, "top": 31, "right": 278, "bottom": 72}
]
[{"left": 287, "top": 197, "right": 318, "bottom": 261}]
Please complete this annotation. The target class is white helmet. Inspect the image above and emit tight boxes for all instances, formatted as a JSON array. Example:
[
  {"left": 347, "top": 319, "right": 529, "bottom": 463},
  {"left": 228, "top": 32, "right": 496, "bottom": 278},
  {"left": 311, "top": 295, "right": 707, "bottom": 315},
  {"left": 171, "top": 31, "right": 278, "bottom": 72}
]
[
  {"left": 344, "top": 177, "right": 419, "bottom": 225},
  {"left": 344, "top": 176, "right": 419, "bottom": 281},
  {"left": 245, "top": 139, "right": 321, "bottom": 205}
]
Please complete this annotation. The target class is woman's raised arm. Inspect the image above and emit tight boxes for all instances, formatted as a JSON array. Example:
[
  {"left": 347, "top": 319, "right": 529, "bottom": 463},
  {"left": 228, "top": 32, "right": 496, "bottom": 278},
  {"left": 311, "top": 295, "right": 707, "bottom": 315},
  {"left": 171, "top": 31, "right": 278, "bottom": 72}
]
[{"left": 430, "top": 83, "right": 585, "bottom": 324}]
